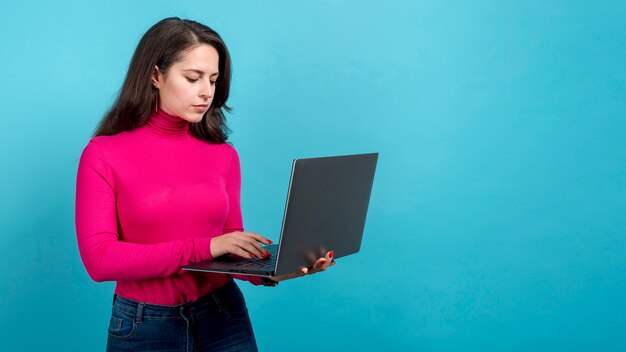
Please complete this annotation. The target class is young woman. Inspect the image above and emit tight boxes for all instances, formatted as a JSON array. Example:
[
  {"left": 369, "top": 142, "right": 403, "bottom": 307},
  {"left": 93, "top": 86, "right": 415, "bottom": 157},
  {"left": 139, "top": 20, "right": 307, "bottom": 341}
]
[{"left": 75, "top": 17, "right": 334, "bottom": 351}]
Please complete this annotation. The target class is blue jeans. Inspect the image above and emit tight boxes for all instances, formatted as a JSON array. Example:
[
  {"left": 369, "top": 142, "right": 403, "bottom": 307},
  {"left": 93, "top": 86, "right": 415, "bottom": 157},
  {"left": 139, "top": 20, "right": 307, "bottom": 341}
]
[{"left": 106, "top": 280, "right": 258, "bottom": 352}]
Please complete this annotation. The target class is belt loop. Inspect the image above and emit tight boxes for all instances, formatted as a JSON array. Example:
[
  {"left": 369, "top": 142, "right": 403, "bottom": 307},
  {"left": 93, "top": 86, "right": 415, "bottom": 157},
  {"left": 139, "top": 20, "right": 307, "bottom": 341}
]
[{"left": 135, "top": 302, "right": 145, "bottom": 324}]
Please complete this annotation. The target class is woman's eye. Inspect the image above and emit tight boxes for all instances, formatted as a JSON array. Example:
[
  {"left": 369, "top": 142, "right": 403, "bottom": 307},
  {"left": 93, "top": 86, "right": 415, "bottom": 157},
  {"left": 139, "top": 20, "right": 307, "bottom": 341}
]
[
  {"left": 210, "top": 81, "right": 217, "bottom": 86},
  {"left": 186, "top": 77, "right": 199, "bottom": 83}
]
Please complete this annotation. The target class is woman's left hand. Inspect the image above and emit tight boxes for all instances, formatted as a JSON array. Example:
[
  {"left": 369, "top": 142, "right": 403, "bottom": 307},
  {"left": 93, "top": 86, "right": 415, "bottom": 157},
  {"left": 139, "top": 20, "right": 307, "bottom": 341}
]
[{"left": 270, "top": 251, "right": 336, "bottom": 282}]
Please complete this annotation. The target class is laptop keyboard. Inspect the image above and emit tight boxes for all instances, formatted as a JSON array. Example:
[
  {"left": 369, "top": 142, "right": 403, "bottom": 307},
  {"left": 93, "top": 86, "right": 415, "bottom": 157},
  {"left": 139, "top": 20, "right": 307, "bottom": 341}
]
[{"left": 233, "top": 256, "right": 276, "bottom": 269}]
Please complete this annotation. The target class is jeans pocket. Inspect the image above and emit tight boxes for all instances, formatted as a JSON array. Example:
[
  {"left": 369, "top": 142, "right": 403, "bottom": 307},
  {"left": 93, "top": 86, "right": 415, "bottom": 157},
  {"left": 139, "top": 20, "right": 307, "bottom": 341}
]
[
  {"left": 108, "top": 307, "right": 136, "bottom": 339},
  {"left": 222, "top": 290, "right": 250, "bottom": 321}
]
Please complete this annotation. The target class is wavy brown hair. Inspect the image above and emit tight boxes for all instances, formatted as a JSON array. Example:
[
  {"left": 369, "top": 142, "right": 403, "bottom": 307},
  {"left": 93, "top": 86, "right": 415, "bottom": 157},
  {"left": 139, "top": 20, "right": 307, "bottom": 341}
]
[{"left": 94, "top": 17, "right": 232, "bottom": 143}]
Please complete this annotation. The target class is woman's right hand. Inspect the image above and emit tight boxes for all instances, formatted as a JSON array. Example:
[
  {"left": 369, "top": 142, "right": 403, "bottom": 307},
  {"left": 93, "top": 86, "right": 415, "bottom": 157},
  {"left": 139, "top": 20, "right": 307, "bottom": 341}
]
[{"left": 210, "top": 231, "right": 272, "bottom": 259}]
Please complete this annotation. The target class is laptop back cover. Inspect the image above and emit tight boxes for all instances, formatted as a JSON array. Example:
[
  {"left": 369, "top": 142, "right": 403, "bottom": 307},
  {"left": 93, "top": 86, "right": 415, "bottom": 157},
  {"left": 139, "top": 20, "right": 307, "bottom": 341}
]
[{"left": 273, "top": 153, "right": 378, "bottom": 276}]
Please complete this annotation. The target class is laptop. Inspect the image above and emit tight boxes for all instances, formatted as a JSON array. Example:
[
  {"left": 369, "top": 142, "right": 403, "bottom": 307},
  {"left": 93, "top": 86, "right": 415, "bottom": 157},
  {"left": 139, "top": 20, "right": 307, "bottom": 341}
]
[{"left": 183, "top": 152, "right": 378, "bottom": 277}]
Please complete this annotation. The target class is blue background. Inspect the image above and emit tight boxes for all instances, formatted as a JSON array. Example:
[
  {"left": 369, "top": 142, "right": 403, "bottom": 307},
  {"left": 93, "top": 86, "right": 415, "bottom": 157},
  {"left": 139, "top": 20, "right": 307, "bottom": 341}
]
[{"left": 1, "top": 1, "right": 625, "bottom": 350}]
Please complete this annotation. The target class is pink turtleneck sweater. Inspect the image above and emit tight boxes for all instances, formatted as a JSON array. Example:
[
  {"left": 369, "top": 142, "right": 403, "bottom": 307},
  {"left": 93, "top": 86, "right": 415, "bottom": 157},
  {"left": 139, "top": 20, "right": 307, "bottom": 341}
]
[{"left": 75, "top": 109, "right": 262, "bottom": 305}]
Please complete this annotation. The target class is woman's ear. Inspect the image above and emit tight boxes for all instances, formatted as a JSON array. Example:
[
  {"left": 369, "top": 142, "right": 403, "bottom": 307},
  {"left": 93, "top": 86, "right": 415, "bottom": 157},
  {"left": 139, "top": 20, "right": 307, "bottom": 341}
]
[{"left": 151, "top": 65, "right": 161, "bottom": 88}]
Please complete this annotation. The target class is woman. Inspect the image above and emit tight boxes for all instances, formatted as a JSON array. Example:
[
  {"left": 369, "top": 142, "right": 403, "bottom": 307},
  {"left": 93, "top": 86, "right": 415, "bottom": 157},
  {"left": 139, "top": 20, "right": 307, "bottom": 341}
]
[{"left": 75, "top": 17, "right": 334, "bottom": 351}]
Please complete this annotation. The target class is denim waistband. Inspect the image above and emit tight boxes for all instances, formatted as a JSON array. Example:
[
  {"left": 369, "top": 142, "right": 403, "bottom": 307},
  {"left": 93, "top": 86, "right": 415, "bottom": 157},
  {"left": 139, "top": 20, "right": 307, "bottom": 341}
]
[{"left": 112, "top": 279, "right": 239, "bottom": 319}]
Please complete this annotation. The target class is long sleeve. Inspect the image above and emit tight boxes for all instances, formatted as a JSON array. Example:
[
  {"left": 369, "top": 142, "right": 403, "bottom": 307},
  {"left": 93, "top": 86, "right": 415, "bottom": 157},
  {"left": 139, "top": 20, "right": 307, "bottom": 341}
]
[
  {"left": 75, "top": 141, "right": 214, "bottom": 283},
  {"left": 222, "top": 146, "right": 264, "bottom": 286}
]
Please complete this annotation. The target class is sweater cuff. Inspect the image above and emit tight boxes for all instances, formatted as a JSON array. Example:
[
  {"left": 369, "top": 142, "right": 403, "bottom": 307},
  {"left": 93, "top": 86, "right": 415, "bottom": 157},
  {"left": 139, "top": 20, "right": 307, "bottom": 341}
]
[
  {"left": 192, "top": 237, "right": 214, "bottom": 262},
  {"left": 248, "top": 276, "right": 264, "bottom": 286}
]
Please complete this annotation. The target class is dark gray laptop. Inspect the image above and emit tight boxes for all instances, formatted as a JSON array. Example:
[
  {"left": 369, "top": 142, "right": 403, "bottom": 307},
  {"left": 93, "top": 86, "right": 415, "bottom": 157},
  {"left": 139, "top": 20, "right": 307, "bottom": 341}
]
[{"left": 183, "top": 152, "right": 378, "bottom": 277}]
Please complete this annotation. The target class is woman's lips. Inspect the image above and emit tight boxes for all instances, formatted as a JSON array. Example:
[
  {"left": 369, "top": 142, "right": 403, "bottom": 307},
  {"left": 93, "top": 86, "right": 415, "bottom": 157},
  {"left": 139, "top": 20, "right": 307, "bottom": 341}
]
[{"left": 193, "top": 105, "right": 208, "bottom": 112}]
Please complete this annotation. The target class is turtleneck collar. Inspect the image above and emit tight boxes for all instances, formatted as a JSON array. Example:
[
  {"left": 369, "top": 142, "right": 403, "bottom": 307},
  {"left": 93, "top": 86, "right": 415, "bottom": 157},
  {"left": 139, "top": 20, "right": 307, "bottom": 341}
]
[{"left": 145, "top": 108, "right": 190, "bottom": 136}]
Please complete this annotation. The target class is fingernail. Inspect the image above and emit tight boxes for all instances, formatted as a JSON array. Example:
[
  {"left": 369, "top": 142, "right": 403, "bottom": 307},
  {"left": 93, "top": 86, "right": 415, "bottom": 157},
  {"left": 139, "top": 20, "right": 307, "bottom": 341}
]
[
  {"left": 329, "top": 251, "right": 334, "bottom": 258},
  {"left": 249, "top": 253, "right": 255, "bottom": 258},
  {"left": 320, "top": 259, "right": 327, "bottom": 265},
  {"left": 267, "top": 240, "right": 273, "bottom": 244}
]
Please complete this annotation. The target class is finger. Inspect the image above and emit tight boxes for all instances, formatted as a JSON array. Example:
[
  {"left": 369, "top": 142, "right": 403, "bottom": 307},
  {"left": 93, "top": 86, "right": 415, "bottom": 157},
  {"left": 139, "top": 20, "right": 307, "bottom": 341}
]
[
  {"left": 245, "top": 232, "right": 273, "bottom": 245},
  {"left": 294, "top": 269, "right": 307, "bottom": 278},
  {"left": 215, "top": 233, "right": 270, "bottom": 258},
  {"left": 238, "top": 233, "right": 272, "bottom": 258},
  {"left": 229, "top": 245, "right": 259, "bottom": 260},
  {"left": 313, "top": 257, "right": 328, "bottom": 271},
  {"left": 234, "top": 238, "right": 268, "bottom": 258},
  {"left": 315, "top": 251, "right": 335, "bottom": 271},
  {"left": 326, "top": 250, "right": 335, "bottom": 262},
  {"left": 231, "top": 234, "right": 269, "bottom": 256}
]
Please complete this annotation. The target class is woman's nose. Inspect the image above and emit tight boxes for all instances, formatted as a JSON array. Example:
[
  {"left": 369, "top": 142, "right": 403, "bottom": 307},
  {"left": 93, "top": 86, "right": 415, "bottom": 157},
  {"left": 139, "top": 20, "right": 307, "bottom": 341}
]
[{"left": 199, "top": 81, "right": 213, "bottom": 99}]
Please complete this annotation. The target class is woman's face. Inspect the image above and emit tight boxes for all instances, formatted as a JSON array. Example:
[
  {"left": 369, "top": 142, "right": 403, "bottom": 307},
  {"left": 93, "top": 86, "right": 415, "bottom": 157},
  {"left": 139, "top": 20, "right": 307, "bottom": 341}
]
[{"left": 152, "top": 44, "right": 220, "bottom": 123}]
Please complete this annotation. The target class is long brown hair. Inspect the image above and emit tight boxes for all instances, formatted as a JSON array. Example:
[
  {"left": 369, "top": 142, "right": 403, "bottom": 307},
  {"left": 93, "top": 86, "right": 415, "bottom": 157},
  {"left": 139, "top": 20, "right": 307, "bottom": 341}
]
[{"left": 94, "top": 17, "right": 232, "bottom": 143}]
